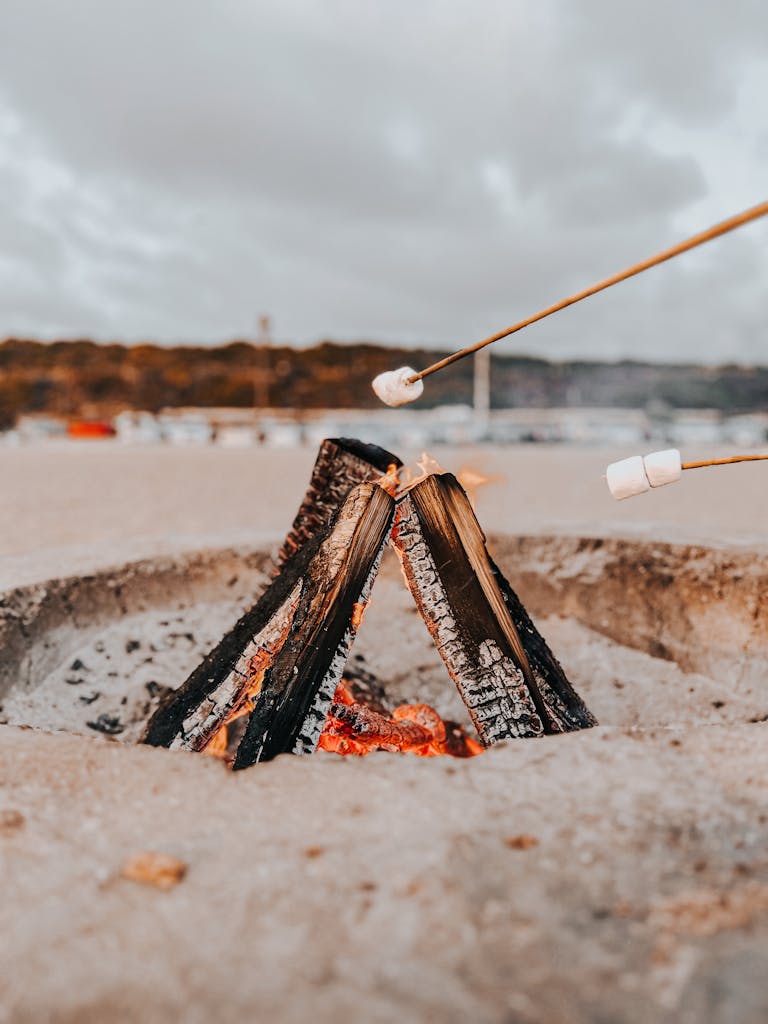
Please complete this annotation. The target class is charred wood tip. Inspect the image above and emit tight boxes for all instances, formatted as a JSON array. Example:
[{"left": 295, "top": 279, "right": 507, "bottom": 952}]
[{"left": 275, "top": 437, "right": 401, "bottom": 570}]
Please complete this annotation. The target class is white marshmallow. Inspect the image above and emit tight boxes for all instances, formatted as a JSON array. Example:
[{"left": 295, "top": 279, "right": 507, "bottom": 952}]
[
  {"left": 606, "top": 455, "right": 651, "bottom": 500},
  {"left": 372, "top": 366, "right": 424, "bottom": 407},
  {"left": 643, "top": 448, "right": 682, "bottom": 488}
]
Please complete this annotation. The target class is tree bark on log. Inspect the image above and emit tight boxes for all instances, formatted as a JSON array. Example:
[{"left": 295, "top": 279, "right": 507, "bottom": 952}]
[
  {"left": 143, "top": 482, "right": 396, "bottom": 765},
  {"left": 391, "top": 473, "right": 596, "bottom": 744}
]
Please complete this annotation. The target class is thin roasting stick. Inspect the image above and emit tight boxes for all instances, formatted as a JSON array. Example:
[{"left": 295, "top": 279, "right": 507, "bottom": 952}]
[
  {"left": 682, "top": 453, "right": 768, "bottom": 471},
  {"left": 407, "top": 200, "right": 768, "bottom": 385}
]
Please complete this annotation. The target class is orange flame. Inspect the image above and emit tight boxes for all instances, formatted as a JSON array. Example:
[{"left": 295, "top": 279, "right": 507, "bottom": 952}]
[
  {"left": 394, "top": 452, "right": 500, "bottom": 507},
  {"left": 200, "top": 615, "right": 297, "bottom": 761},
  {"left": 456, "top": 466, "right": 502, "bottom": 508},
  {"left": 377, "top": 462, "right": 401, "bottom": 495},
  {"left": 350, "top": 601, "right": 367, "bottom": 631},
  {"left": 397, "top": 451, "right": 447, "bottom": 493}
]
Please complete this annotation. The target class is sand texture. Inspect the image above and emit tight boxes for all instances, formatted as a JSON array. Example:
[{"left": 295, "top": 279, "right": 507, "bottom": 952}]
[{"left": 1, "top": 441, "right": 768, "bottom": 1023}]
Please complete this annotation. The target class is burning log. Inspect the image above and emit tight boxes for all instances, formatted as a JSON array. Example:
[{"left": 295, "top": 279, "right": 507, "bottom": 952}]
[
  {"left": 143, "top": 437, "right": 398, "bottom": 759},
  {"left": 144, "top": 482, "right": 396, "bottom": 766},
  {"left": 391, "top": 472, "right": 596, "bottom": 744},
  {"left": 276, "top": 437, "right": 401, "bottom": 567}
]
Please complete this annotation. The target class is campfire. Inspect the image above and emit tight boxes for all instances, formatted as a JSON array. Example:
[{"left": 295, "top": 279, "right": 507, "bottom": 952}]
[{"left": 143, "top": 439, "right": 596, "bottom": 767}]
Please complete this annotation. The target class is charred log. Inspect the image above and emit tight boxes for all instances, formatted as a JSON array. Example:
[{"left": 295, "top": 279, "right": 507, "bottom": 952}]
[
  {"left": 489, "top": 559, "right": 598, "bottom": 733},
  {"left": 144, "top": 482, "right": 396, "bottom": 764},
  {"left": 276, "top": 437, "right": 400, "bottom": 568},
  {"left": 391, "top": 473, "right": 596, "bottom": 745},
  {"left": 233, "top": 483, "right": 395, "bottom": 767}
]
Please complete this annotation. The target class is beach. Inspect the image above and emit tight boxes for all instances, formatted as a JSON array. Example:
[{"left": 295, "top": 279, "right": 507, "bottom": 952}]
[
  {"left": 1, "top": 439, "right": 767, "bottom": 1023},
  {"left": 2, "top": 440, "right": 767, "bottom": 591}
]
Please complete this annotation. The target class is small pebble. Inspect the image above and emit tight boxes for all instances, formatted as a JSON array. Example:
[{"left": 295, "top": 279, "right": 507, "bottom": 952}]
[
  {"left": 505, "top": 834, "right": 539, "bottom": 850},
  {"left": 121, "top": 851, "right": 187, "bottom": 890},
  {"left": 0, "top": 809, "right": 25, "bottom": 832}
]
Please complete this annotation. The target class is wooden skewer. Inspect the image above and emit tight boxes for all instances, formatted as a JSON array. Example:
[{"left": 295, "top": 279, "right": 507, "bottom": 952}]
[
  {"left": 407, "top": 199, "right": 768, "bottom": 385},
  {"left": 682, "top": 453, "right": 768, "bottom": 471}
]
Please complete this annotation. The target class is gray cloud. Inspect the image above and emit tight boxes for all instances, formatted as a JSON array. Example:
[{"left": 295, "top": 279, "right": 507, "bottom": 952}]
[{"left": 0, "top": 0, "right": 766, "bottom": 362}]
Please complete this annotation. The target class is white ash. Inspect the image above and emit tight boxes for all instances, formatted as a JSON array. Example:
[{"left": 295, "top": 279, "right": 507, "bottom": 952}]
[{"left": 0, "top": 599, "right": 247, "bottom": 742}]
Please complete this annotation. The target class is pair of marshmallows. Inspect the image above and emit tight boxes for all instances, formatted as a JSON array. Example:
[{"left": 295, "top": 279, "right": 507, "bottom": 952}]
[
  {"left": 372, "top": 366, "right": 424, "bottom": 407},
  {"left": 606, "top": 449, "right": 682, "bottom": 500}
]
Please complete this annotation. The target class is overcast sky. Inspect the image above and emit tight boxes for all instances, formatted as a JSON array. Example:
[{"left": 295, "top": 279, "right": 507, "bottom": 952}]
[{"left": 0, "top": 0, "right": 766, "bottom": 362}]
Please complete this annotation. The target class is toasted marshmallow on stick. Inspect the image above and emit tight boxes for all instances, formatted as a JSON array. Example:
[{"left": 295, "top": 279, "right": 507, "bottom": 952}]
[
  {"left": 606, "top": 449, "right": 682, "bottom": 500},
  {"left": 372, "top": 367, "right": 424, "bottom": 407}
]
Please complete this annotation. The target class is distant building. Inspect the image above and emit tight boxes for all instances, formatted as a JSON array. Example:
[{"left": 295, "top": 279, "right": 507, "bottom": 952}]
[
  {"left": 15, "top": 415, "right": 67, "bottom": 442},
  {"left": 157, "top": 411, "right": 214, "bottom": 446},
  {"left": 115, "top": 411, "right": 163, "bottom": 444}
]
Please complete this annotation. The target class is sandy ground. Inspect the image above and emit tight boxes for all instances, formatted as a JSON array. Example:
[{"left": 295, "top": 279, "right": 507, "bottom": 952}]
[
  {"left": 2, "top": 439, "right": 768, "bottom": 1023},
  {"left": 2, "top": 439, "right": 767, "bottom": 590}
]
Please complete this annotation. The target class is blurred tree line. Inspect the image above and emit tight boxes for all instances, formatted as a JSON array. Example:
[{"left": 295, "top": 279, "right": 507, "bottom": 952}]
[{"left": 1, "top": 337, "right": 767, "bottom": 427}]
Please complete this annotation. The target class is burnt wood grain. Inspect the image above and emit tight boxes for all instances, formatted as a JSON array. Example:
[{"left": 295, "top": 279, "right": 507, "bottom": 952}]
[
  {"left": 143, "top": 438, "right": 399, "bottom": 755},
  {"left": 233, "top": 483, "right": 395, "bottom": 767},
  {"left": 144, "top": 438, "right": 593, "bottom": 769},
  {"left": 143, "top": 483, "right": 396, "bottom": 764},
  {"left": 276, "top": 437, "right": 400, "bottom": 568},
  {"left": 391, "top": 473, "right": 596, "bottom": 744}
]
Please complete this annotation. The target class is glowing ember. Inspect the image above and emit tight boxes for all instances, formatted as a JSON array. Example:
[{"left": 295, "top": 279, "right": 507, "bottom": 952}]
[
  {"left": 200, "top": 651, "right": 277, "bottom": 758},
  {"left": 318, "top": 681, "right": 483, "bottom": 758},
  {"left": 350, "top": 601, "right": 367, "bottom": 631},
  {"left": 202, "top": 679, "right": 483, "bottom": 763}
]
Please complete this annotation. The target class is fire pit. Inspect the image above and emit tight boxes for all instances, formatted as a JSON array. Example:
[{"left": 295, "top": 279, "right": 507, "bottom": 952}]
[
  {"left": 3, "top": 527, "right": 767, "bottom": 744},
  {"left": 3, "top": 441, "right": 768, "bottom": 1023}
]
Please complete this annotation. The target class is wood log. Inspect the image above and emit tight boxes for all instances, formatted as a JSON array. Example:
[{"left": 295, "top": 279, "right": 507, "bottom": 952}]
[
  {"left": 488, "top": 557, "right": 598, "bottom": 734},
  {"left": 276, "top": 437, "right": 400, "bottom": 568},
  {"left": 391, "top": 473, "right": 596, "bottom": 744},
  {"left": 143, "top": 437, "right": 398, "bottom": 756},
  {"left": 144, "top": 482, "right": 396, "bottom": 766},
  {"left": 233, "top": 482, "right": 395, "bottom": 767}
]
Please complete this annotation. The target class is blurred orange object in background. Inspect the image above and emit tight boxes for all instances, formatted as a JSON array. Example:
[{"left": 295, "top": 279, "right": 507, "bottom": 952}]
[{"left": 66, "top": 420, "right": 116, "bottom": 439}]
